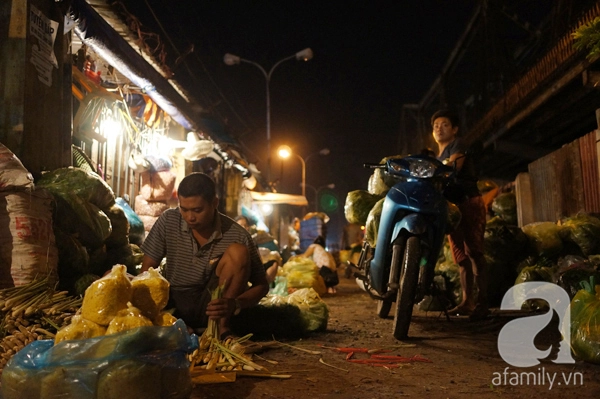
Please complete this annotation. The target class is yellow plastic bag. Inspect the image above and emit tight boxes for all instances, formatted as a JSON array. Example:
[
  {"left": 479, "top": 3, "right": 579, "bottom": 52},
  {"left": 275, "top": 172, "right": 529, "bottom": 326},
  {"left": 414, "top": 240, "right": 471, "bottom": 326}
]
[
  {"left": 81, "top": 265, "right": 132, "bottom": 326},
  {"left": 131, "top": 267, "right": 170, "bottom": 320},
  {"left": 282, "top": 257, "right": 326, "bottom": 296},
  {"left": 153, "top": 311, "right": 178, "bottom": 327},
  {"left": 54, "top": 316, "right": 106, "bottom": 344},
  {"left": 105, "top": 303, "right": 153, "bottom": 335}
]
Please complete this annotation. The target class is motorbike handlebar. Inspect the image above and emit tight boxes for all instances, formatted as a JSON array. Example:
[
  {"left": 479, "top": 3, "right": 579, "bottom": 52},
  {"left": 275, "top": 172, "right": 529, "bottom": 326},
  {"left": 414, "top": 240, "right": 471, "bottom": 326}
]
[{"left": 363, "top": 163, "right": 384, "bottom": 169}]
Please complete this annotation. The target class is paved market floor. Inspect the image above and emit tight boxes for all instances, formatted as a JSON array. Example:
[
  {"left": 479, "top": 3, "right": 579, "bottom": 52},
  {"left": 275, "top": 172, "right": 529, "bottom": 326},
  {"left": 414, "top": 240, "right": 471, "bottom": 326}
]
[{"left": 190, "top": 271, "right": 600, "bottom": 399}]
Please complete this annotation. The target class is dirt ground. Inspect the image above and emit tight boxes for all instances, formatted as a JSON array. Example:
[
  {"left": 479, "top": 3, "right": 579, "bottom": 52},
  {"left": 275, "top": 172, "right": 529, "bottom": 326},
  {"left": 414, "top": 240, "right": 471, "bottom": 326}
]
[{"left": 190, "top": 269, "right": 600, "bottom": 399}]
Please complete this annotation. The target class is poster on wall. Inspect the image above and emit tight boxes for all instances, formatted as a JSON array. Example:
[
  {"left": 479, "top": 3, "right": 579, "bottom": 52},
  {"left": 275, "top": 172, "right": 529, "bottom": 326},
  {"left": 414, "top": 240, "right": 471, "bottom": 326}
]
[{"left": 29, "top": 5, "right": 59, "bottom": 87}]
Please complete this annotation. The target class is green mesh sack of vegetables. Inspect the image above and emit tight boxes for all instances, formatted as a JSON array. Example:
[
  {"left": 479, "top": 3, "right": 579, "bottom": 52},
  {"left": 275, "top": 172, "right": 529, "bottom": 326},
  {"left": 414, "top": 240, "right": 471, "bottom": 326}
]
[
  {"left": 365, "top": 198, "right": 385, "bottom": 247},
  {"left": 37, "top": 167, "right": 115, "bottom": 211},
  {"left": 104, "top": 205, "right": 130, "bottom": 249},
  {"left": 50, "top": 192, "right": 112, "bottom": 249},
  {"left": 521, "top": 222, "right": 564, "bottom": 259},
  {"left": 88, "top": 246, "right": 108, "bottom": 276},
  {"left": 54, "top": 229, "right": 89, "bottom": 276},
  {"left": 344, "top": 190, "right": 382, "bottom": 225},
  {"left": 491, "top": 192, "right": 517, "bottom": 225},
  {"left": 513, "top": 264, "right": 556, "bottom": 311},
  {"left": 115, "top": 198, "right": 145, "bottom": 246},
  {"left": 559, "top": 213, "right": 600, "bottom": 256},
  {"left": 105, "top": 244, "right": 142, "bottom": 276},
  {"left": 484, "top": 216, "right": 528, "bottom": 264},
  {"left": 568, "top": 278, "right": 600, "bottom": 364}
]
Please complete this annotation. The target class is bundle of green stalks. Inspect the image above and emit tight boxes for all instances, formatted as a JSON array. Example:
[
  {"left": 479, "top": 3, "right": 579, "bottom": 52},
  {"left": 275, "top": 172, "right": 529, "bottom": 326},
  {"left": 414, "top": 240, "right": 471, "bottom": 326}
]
[
  {"left": 0, "top": 278, "right": 82, "bottom": 370},
  {"left": 188, "top": 284, "right": 266, "bottom": 373}
]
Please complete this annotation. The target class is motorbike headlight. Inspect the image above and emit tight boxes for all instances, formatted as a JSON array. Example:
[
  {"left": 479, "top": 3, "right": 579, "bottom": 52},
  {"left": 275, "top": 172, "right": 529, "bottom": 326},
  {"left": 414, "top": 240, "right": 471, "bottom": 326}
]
[{"left": 408, "top": 159, "right": 435, "bottom": 178}]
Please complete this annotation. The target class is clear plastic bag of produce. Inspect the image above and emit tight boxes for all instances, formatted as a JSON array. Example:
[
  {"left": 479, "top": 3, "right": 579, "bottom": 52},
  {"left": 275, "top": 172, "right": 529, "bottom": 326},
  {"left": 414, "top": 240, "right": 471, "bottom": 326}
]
[
  {"left": 105, "top": 302, "right": 154, "bottom": 335},
  {"left": 1, "top": 319, "right": 196, "bottom": 399},
  {"left": 81, "top": 265, "right": 133, "bottom": 326},
  {"left": 484, "top": 216, "right": 528, "bottom": 264},
  {"left": 260, "top": 287, "right": 328, "bottom": 332},
  {"left": 559, "top": 213, "right": 600, "bottom": 256},
  {"left": 568, "top": 279, "right": 600, "bottom": 364},
  {"left": 513, "top": 264, "right": 557, "bottom": 311},
  {"left": 491, "top": 192, "right": 517, "bottom": 225},
  {"left": 344, "top": 190, "right": 382, "bottom": 225},
  {"left": 521, "top": 221, "right": 564, "bottom": 259},
  {"left": 131, "top": 267, "right": 170, "bottom": 320},
  {"left": 367, "top": 168, "right": 391, "bottom": 196},
  {"left": 269, "top": 275, "right": 288, "bottom": 296},
  {"left": 557, "top": 262, "right": 600, "bottom": 300},
  {"left": 282, "top": 256, "right": 326, "bottom": 295},
  {"left": 365, "top": 198, "right": 385, "bottom": 247}
]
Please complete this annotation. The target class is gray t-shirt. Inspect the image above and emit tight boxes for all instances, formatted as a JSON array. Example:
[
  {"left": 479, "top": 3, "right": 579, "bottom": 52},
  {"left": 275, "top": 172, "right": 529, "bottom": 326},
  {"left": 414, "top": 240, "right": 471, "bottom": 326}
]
[{"left": 142, "top": 208, "right": 264, "bottom": 289}]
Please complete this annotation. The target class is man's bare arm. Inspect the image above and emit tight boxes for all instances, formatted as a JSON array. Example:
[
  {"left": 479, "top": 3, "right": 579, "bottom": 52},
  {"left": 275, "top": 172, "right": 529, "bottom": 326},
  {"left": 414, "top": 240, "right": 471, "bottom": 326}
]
[{"left": 141, "top": 255, "right": 160, "bottom": 273}]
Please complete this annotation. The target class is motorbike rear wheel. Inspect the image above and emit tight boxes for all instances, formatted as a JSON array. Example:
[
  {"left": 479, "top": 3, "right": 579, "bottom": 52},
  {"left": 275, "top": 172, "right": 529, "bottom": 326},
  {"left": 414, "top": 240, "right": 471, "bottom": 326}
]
[{"left": 392, "top": 236, "right": 421, "bottom": 340}]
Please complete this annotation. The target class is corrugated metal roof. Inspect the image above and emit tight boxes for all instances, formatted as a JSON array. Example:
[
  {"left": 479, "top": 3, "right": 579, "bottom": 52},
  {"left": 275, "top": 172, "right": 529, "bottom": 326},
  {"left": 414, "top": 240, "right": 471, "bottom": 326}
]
[{"left": 77, "top": 0, "right": 196, "bottom": 106}]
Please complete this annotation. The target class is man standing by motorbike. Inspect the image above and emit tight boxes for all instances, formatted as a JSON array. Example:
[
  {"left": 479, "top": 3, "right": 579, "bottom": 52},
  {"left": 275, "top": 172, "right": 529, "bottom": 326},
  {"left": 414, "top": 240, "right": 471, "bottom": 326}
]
[{"left": 431, "top": 109, "right": 489, "bottom": 321}]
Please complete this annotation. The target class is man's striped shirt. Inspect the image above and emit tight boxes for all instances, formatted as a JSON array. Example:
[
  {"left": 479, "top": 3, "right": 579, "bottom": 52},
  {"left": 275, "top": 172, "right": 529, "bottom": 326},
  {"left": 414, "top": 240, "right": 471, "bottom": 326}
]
[{"left": 141, "top": 208, "right": 264, "bottom": 290}]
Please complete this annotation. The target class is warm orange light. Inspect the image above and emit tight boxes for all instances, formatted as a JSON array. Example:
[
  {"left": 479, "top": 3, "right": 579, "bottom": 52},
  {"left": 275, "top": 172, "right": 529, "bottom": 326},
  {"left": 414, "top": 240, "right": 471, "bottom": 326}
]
[{"left": 277, "top": 145, "right": 292, "bottom": 159}]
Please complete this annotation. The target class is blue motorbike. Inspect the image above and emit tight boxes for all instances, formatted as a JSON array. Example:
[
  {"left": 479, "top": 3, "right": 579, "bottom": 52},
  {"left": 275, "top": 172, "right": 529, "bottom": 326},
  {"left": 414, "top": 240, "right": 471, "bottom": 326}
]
[{"left": 353, "top": 154, "right": 456, "bottom": 340}]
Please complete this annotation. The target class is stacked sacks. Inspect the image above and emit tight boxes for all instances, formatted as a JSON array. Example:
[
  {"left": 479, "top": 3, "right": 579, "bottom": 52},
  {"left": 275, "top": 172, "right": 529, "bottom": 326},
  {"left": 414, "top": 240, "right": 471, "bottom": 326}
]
[
  {"left": 0, "top": 143, "right": 58, "bottom": 288},
  {"left": 137, "top": 157, "right": 174, "bottom": 237},
  {"left": 135, "top": 194, "right": 169, "bottom": 237},
  {"left": 36, "top": 167, "right": 142, "bottom": 295}
]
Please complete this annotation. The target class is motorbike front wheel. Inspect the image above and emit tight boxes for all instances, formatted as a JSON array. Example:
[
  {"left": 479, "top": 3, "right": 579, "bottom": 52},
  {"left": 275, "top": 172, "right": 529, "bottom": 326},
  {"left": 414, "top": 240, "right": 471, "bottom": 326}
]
[
  {"left": 376, "top": 299, "right": 392, "bottom": 318},
  {"left": 392, "top": 236, "right": 421, "bottom": 340}
]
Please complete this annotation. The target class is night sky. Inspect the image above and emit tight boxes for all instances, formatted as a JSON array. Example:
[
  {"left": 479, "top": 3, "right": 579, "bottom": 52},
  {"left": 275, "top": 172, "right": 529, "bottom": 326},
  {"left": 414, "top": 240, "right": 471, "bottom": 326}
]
[{"left": 122, "top": 0, "right": 475, "bottom": 192}]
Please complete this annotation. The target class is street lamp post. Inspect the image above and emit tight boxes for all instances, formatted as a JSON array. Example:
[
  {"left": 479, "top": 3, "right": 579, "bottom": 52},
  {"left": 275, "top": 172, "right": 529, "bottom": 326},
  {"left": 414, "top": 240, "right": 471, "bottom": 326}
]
[
  {"left": 223, "top": 48, "right": 314, "bottom": 184},
  {"left": 305, "top": 148, "right": 330, "bottom": 164},
  {"left": 277, "top": 145, "right": 306, "bottom": 197},
  {"left": 277, "top": 145, "right": 331, "bottom": 198}
]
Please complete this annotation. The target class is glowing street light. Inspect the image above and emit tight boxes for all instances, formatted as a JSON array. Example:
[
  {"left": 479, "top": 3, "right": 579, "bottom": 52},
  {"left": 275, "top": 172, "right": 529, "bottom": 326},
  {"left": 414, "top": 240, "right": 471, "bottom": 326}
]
[
  {"left": 224, "top": 48, "right": 314, "bottom": 184},
  {"left": 278, "top": 145, "right": 330, "bottom": 199},
  {"left": 277, "top": 145, "right": 306, "bottom": 198}
]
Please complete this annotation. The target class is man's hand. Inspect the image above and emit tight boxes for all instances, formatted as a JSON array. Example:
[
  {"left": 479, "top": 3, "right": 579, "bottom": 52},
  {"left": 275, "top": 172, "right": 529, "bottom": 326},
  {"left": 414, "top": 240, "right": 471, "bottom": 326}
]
[{"left": 205, "top": 298, "right": 236, "bottom": 320}]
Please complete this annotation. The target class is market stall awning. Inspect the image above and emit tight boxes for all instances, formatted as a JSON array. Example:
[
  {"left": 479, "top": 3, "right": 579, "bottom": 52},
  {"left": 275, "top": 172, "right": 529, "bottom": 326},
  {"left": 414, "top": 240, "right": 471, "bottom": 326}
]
[
  {"left": 67, "top": 0, "right": 252, "bottom": 177},
  {"left": 250, "top": 192, "right": 308, "bottom": 206}
]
